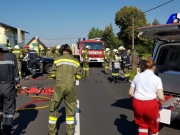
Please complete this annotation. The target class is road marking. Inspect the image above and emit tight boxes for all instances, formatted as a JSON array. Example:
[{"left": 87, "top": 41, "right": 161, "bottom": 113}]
[{"left": 74, "top": 99, "right": 80, "bottom": 135}]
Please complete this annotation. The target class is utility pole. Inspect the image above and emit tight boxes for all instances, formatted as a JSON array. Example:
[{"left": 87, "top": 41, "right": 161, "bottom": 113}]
[{"left": 132, "top": 14, "right": 134, "bottom": 50}]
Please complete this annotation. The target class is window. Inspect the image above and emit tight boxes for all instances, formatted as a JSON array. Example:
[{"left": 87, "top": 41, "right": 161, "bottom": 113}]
[
  {"left": 156, "top": 48, "right": 169, "bottom": 65},
  {"left": 84, "top": 42, "right": 104, "bottom": 50}
]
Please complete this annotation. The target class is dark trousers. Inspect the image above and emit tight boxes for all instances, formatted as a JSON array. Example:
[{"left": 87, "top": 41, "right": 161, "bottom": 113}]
[
  {"left": 111, "top": 67, "right": 119, "bottom": 83},
  {"left": 0, "top": 83, "right": 16, "bottom": 134},
  {"left": 28, "top": 59, "right": 37, "bottom": 75}
]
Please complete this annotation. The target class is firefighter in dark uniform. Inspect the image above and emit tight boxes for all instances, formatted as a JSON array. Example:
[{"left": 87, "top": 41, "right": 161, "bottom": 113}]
[
  {"left": 111, "top": 49, "right": 121, "bottom": 84},
  {"left": 120, "top": 46, "right": 131, "bottom": 82},
  {"left": 0, "top": 34, "right": 19, "bottom": 135},
  {"left": 27, "top": 45, "right": 39, "bottom": 77},
  {"left": 48, "top": 44, "right": 82, "bottom": 135},
  {"left": 12, "top": 45, "right": 23, "bottom": 79}
]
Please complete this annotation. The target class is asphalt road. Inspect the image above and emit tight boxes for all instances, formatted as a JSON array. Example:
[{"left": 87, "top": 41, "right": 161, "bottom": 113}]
[{"left": 11, "top": 67, "right": 180, "bottom": 135}]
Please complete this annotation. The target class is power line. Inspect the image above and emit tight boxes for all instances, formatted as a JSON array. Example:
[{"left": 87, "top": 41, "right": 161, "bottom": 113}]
[{"left": 113, "top": 0, "right": 174, "bottom": 32}]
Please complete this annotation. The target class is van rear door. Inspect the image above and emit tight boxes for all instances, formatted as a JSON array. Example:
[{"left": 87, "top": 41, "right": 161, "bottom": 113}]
[{"left": 137, "top": 23, "right": 180, "bottom": 42}]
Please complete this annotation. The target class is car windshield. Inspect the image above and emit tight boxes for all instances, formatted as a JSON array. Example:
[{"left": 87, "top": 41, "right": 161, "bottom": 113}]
[{"left": 84, "top": 42, "right": 104, "bottom": 50}]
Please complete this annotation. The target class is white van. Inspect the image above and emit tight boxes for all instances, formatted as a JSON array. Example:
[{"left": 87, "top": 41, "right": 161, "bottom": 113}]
[{"left": 137, "top": 19, "right": 180, "bottom": 125}]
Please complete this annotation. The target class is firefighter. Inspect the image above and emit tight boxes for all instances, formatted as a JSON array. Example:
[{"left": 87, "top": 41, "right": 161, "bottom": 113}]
[
  {"left": 111, "top": 49, "right": 121, "bottom": 83},
  {"left": 54, "top": 45, "right": 60, "bottom": 58},
  {"left": 46, "top": 47, "right": 52, "bottom": 57},
  {"left": 7, "top": 47, "right": 12, "bottom": 52},
  {"left": 83, "top": 46, "right": 90, "bottom": 78},
  {"left": 12, "top": 45, "right": 23, "bottom": 79},
  {"left": 104, "top": 48, "right": 110, "bottom": 74},
  {"left": 27, "top": 45, "right": 39, "bottom": 78},
  {"left": 0, "top": 34, "right": 19, "bottom": 135},
  {"left": 120, "top": 46, "right": 131, "bottom": 82},
  {"left": 48, "top": 44, "right": 82, "bottom": 135},
  {"left": 39, "top": 47, "right": 44, "bottom": 57}
]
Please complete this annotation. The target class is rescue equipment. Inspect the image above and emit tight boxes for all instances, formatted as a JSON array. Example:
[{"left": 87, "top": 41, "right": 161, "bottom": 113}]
[{"left": 15, "top": 86, "right": 54, "bottom": 111}]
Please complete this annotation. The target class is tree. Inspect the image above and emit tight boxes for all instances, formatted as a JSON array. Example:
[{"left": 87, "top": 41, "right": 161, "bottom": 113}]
[
  {"left": 152, "top": 18, "right": 160, "bottom": 25},
  {"left": 115, "top": 6, "right": 148, "bottom": 48},
  {"left": 102, "top": 24, "right": 123, "bottom": 49},
  {"left": 88, "top": 27, "right": 103, "bottom": 39}
]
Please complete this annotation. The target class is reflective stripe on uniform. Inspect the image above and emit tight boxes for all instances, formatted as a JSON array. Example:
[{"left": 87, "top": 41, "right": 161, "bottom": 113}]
[
  {"left": 30, "top": 52, "right": 37, "bottom": 53},
  {"left": 76, "top": 74, "right": 81, "bottom": 79},
  {"left": 149, "top": 132, "right": 159, "bottom": 135},
  {"left": 54, "top": 59, "right": 80, "bottom": 67},
  {"left": 0, "top": 61, "right": 14, "bottom": 65},
  {"left": 66, "top": 117, "right": 74, "bottom": 125},
  {"left": 3, "top": 114, "right": 13, "bottom": 118},
  {"left": 83, "top": 68, "right": 89, "bottom": 71},
  {"left": 138, "top": 129, "right": 148, "bottom": 133},
  {"left": 51, "top": 73, "right": 56, "bottom": 77},
  {"left": 124, "top": 74, "right": 129, "bottom": 77},
  {"left": 19, "top": 71, "right": 21, "bottom": 75},
  {"left": 105, "top": 66, "right": 109, "bottom": 68},
  {"left": 112, "top": 73, "right": 119, "bottom": 76},
  {"left": 12, "top": 51, "right": 20, "bottom": 53},
  {"left": 49, "top": 116, "right": 57, "bottom": 124},
  {"left": 15, "top": 77, "right": 20, "bottom": 81}
]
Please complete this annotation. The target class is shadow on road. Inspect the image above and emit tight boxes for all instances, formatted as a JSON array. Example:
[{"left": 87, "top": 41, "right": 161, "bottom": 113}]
[
  {"left": 57, "top": 107, "right": 65, "bottom": 132},
  {"left": 12, "top": 104, "right": 38, "bottom": 135},
  {"left": 114, "top": 114, "right": 138, "bottom": 135},
  {"left": 111, "top": 98, "right": 133, "bottom": 110}
]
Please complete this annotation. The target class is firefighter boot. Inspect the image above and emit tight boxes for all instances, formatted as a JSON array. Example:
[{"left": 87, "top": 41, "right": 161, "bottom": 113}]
[
  {"left": 111, "top": 76, "right": 116, "bottom": 84},
  {"left": 2, "top": 128, "right": 11, "bottom": 135},
  {"left": 123, "top": 77, "right": 129, "bottom": 83}
]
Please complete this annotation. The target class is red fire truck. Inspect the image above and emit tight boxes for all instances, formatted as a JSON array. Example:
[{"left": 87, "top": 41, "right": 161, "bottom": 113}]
[{"left": 72, "top": 38, "right": 105, "bottom": 66}]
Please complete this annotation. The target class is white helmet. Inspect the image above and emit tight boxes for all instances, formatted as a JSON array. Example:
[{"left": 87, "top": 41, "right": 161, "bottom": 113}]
[
  {"left": 56, "top": 45, "right": 60, "bottom": 49},
  {"left": 14, "top": 45, "right": 20, "bottom": 50},
  {"left": 113, "top": 49, "right": 118, "bottom": 53},
  {"left": 0, "top": 33, "right": 8, "bottom": 51},
  {"left": 105, "top": 48, "right": 110, "bottom": 51},
  {"left": 86, "top": 45, "right": 90, "bottom": 49},
  {"left": 48, "top": 47, "right": 50, "bottom": 50},
  {"left": 119, "top": 46, "right": 125, "bottom": 50},
  {"left": 7, "top": 47, "right": 12, "bottom": 50},
  {"left": 29, "top": 45, "right": 34, "bottom": 49}
]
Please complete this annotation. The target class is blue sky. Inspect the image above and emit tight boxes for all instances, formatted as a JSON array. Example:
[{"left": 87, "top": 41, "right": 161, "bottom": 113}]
[{"left": 0, "top": 0, "right": 178, "bottom": 47}]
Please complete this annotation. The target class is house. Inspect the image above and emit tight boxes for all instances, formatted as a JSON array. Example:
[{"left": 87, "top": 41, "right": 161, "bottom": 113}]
[
  {"left": 26, "top": 37, "right": 47, "bottom": 54},
  {"left": 0, "top": 22, "right": 29, "bottom": 47}
]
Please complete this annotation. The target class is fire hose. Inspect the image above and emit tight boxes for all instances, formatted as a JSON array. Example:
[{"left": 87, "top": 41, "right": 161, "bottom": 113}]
[{"left": 16, "top": 86, "right": 54, "bottom": 111}]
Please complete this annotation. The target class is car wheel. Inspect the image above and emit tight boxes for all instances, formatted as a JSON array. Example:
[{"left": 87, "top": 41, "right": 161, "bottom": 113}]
[{"left": 44, "top": 63, "right": 52, "bottom": 74}]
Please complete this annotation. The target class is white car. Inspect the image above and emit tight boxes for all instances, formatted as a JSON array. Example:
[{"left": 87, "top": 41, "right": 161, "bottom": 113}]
[{"left": 137, "top": 22, "right": 180, "bottom": 125}]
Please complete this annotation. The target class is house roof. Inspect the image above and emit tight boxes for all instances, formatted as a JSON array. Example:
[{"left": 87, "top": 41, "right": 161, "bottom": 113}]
[
  {"left": 0, "top": 22, "right": 29, "bottom": 34},
  {"left": 26, "top": 37, "right": 47, "bottom": 48}
]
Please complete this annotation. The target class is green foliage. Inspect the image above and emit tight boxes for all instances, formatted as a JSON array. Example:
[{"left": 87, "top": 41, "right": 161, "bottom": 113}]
[
  {"left": 102, "top": 24, "right": 123, "bottom": 49},
  {"left": 152, "top": 18, "right": 160, "bottom": 25},
  {"left": 129, "top": 70, "right": 136, "bottom": 80},
  {"left": 115, "top": 6, "right": 148, "bottom": 48},
  {"left": 51, "top": 47, "right": 56, "bottom": 54},
  {"left": 88, "top": 27, "right": 104, "bottom": 39}
]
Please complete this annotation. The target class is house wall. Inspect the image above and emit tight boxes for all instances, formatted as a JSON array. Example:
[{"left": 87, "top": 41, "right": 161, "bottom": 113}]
[
  {"left": 0, "top": 25, "right": 26, "bottom": 48},
  {"left": 27, "top": 39, "right": 45, "bottom": 50},
  {"left": 0, "top": 25, "right": 5, "bottom": 34}
]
